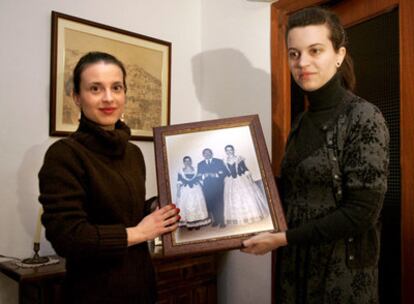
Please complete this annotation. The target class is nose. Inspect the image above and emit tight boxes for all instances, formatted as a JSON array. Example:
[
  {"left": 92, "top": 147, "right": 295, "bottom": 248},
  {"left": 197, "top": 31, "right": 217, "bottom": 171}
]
[
  {"left": 102, "top": 88, "right": 114, "bottom": 103},
  {"left": 297, "top": 53, "right": 310, "bottom": 68}
]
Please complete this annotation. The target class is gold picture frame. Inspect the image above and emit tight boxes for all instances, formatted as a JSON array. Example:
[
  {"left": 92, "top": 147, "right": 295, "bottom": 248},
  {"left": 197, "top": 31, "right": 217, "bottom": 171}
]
[
  {"left": 50, "top": 11, "right": 171, "bottom": 140},
  {"left": 154, "top": 115, "right": 287, "bottom": 256}
]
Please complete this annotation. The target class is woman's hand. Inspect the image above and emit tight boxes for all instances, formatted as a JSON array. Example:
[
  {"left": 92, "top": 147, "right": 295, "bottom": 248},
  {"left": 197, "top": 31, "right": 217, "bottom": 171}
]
[
  {"left": 127, "top": 204, "right": 180, "bottom": 247},
  {"left": 241, "top": 232, "right": 288, "bottom": 255}
]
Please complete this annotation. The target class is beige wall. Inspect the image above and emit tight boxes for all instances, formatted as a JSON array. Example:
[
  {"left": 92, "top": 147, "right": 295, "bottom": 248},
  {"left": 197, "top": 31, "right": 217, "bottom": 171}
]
[
  {"left": 0, "top": 0, "right": 273, "bottom": 303},
  {"left": 200, "top": 1, "right": 272, "bottom": 303}
]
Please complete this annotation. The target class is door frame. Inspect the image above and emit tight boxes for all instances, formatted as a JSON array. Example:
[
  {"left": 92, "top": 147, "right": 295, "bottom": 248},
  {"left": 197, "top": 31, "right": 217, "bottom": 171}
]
[{"left": 270, "top": 0, "right": 414, "bottom": 303}]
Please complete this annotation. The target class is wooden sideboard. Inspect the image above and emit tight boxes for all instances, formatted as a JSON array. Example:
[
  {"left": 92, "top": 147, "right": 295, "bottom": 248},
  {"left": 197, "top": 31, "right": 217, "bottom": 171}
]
[
  {"left": 153, "top": 250, "right": 217, "bottom": 304},
  {"left": 0, "top": 248, "right": 217, "bottom": 304},
  {"left": 0, "top": 256, "right": 65, "bottom": 304}
]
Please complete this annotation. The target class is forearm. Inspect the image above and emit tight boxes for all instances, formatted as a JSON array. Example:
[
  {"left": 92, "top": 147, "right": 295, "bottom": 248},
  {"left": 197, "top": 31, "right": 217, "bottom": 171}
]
[
  {"left": 42, "top": 209, "right": 128, "bottom": 260},
  {"left": 286, "top": 189, "right": 383, "bottom": 245}
]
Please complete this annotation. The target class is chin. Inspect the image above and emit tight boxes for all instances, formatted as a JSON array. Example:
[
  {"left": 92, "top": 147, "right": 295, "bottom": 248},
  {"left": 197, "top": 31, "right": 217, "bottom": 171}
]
[
  {"left": 303, "top": 86, "right": 319, "bottom": 92},
  {"left": 97, "top": 118, "right": 119, "bottom": 127},
  {"left": 298, "top": 82, "right": 322, "bottom": 92}
]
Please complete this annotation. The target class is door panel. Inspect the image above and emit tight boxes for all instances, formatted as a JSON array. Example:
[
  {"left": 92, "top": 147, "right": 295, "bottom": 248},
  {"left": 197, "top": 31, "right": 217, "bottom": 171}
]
[{"left": 346, "top": 9, "right": 400, "bottom": 303}]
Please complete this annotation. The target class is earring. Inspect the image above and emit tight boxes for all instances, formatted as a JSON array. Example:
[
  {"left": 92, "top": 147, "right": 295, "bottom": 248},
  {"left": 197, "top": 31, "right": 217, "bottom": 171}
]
[
  {"left": 120, "top": 113, "right": 125, "bottom": 122},
  {"left": 336, "top": 62, "right": 341, "bottom": 67}
]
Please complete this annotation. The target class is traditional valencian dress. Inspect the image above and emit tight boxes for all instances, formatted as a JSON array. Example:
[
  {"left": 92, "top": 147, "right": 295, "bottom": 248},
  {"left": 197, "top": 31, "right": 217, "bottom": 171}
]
[
  {"left": 223, "top": 156, "right": 269, "bottom": 225},
  {"left": 176, "top": 169, "right": 211, "bottom": 228}
]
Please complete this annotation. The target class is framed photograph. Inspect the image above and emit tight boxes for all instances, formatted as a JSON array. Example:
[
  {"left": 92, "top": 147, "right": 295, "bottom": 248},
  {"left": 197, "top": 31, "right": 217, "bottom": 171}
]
[
  {"left": 50, "top": 11, "right": 171, "bottom": 141},
  {"left": 154, "top": 115, "right": 286, "bottom": 256}
]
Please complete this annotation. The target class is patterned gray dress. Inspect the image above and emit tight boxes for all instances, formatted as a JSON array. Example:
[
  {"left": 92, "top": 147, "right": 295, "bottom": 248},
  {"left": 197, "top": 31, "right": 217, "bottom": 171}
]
[{"left": 276, "top": 75, "right": 389, "bottom": 304}]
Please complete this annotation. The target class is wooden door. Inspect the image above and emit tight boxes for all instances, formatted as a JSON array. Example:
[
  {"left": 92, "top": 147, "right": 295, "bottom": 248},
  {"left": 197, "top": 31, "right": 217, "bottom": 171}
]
[{"left": 270, "top": 1, "right": 414, "bottom": 303}]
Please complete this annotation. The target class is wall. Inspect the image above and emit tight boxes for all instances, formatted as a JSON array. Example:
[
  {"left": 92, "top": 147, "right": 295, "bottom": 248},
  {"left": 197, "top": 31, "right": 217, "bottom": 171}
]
[
  {"left": 200, "top": 1, "right": 273, "bottom": 303},
  {"left": 0, "top": 0, "right": 273, "bottom": 303},
  {"left": 0, "top": 1, "right": 202, "bottom": 303}
]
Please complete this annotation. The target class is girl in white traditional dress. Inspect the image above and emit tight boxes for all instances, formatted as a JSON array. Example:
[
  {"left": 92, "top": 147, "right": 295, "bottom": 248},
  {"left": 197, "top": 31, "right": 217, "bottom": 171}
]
[
  {"left": 176, "top": 156, "right": 211, "bottom": 229},
  {"left": 223, "top": 145, "right": 269, "bottom": 225}
]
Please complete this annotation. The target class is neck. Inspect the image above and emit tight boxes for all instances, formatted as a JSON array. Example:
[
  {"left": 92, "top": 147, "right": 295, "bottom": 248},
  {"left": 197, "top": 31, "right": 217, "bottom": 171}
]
[
  {"left": 100, "top": 125, "right": 115, "bottom": 131},
  {"left": 74, "top": 114, "right": 131, "bottom": 157},
  {"left": 306, "top": 73, "right": 347, "bottom": 112}
]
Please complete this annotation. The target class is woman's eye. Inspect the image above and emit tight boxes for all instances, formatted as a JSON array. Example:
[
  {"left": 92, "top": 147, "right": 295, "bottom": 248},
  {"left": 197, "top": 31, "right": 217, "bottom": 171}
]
[
  {"left": 288, "top": 51, "right": 300, "bottom": 60},
  {"left": 113, "top": 84, "right": 124, "bottom": 92},
  {"left": 90, "top": 85, "right": 101, "bottom": 93},
  {"left": 310, "top": 48, "right": 322, "bottom": 55}
]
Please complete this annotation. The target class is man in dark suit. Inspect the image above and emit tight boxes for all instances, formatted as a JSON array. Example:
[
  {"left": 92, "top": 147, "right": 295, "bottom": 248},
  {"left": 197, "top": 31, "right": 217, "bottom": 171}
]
[{"left": 197, "top": 148, "right": 228, "bottom": 228}]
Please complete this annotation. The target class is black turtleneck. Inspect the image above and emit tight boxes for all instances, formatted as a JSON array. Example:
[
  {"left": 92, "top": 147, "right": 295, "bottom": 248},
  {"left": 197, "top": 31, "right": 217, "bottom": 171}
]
[
  {"left": 306, "top": 72, "right": 348, "bottom": 128},
  {"left": 284, "top": 73, "right": 349, "bottom": 167}
]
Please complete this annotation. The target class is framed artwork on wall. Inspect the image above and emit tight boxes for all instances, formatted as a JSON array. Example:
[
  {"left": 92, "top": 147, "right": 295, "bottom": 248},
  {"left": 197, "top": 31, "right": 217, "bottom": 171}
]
[
  {"left": 154, "top": 115, "right": 287, "bottom": 256},
  {"left": 50, "top": 11, "right": 171, "bottom": 141}
]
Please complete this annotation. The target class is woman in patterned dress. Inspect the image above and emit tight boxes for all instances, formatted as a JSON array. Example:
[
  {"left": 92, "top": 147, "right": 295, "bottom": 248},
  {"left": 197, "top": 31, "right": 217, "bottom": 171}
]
[
  {"left": 176, "top": 156, "right": 211, "bottom": 229},
  {"left": 222, "top": 145, "right": 269, "bottom": 225},
  {"left": 242, "top": 7, "right": 389, "bottom": 304}
]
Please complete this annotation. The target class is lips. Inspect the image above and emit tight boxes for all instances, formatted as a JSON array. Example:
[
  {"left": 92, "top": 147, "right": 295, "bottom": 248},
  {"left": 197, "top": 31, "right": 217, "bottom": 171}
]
[
  {"left": 299, "top": 72, "right": 316, "bottom": 79},
  {"left": 100, "top": 107, "right": 116, "bottom": 115}
]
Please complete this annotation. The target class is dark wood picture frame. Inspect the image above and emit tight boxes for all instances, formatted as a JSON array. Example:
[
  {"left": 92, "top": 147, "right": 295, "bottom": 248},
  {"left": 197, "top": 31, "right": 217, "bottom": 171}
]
[
  {"left": 154, "top": 115, "right": 286, "bottom": 256},
  {"left": 50, "top": 11, "right": 171, "bottom": 141}
]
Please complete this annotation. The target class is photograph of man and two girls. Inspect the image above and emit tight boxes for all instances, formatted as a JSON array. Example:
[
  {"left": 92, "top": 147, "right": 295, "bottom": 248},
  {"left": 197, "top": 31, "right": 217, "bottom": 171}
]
[{"left": 164, "top": 125, "right": 276, "bottom": 245}]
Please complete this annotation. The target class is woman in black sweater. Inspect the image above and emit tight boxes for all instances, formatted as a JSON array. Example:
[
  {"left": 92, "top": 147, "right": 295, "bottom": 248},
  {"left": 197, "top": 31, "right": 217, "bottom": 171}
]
[
  {"left": 38, "top": 52, "right": 179, "bottom": 303},
  {"left": 242, "top": 7, "right": 389, "bottom": 303}
]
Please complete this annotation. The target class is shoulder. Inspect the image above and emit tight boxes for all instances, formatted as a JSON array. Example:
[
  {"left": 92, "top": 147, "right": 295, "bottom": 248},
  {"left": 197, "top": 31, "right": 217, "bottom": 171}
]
[
  {"left": 338, "top": 94, "right": 388, "bottom": 136},
  {"left": 339, "top": 94, "right": 389, "bottom": 145},
  {"left": 40, "top": 139, "right": 85, "bottom": 177},
  {"left": 43, "top": 138, "right": 80, "bottom": 161},
  {"left": 127, "top": 142, "right": 144, "bottom": 161},
  {"left": 345, "top": 94, "right": 386, "bottom": 125}
]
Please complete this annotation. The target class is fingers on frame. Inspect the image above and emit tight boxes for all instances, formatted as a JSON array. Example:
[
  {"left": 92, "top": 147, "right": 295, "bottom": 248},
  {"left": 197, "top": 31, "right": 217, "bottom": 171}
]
[
  {"left": 156, "top": 204, "right": 173, "bottom": 216},
  {"left": 164, "top": 215, "right": 179, "bottom": 226},
  {"left": 163, "top": 223, "right": 178, "bottom": 233},
  {"left": 162, "top": 208, "right": 179, "bottom": 221}
]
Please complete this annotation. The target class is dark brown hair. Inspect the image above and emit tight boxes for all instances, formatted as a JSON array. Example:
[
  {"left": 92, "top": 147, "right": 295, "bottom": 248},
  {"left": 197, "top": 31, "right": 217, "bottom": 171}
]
[
  {"left": 183, "top": 156, "right": 192, "bottom": 162},
  {"left": 286, "top": 7, "right": 355, "bottom": 91},
  {"left": 72, "top": 52, "right": 127, "bottom": 95}
]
